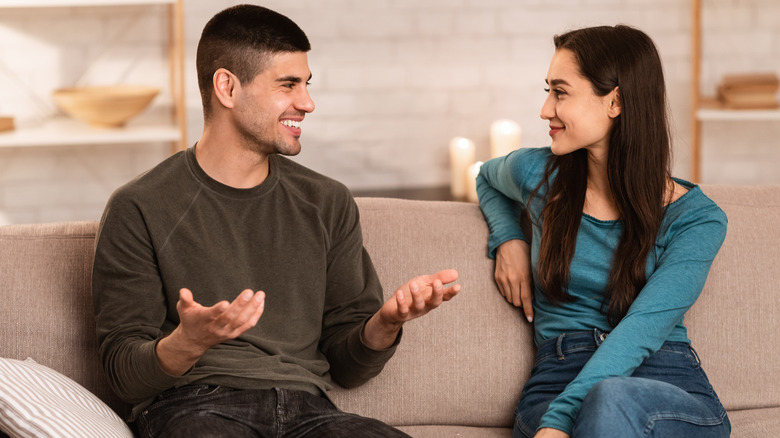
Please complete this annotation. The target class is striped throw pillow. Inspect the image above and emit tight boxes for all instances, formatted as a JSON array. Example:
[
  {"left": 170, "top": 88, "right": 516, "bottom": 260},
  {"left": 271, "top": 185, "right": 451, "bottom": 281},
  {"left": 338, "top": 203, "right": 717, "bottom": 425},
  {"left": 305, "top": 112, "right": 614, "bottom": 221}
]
[{"left": 0, "top": 358, "right": 132, "bottom": 438}]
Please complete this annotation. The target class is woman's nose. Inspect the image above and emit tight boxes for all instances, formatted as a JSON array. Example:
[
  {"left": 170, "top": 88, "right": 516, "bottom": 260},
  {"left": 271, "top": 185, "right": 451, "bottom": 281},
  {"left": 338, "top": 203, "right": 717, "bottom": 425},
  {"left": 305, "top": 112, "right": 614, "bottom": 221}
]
[{"left": 540, "top": 93, "right": 555, "bottom": 120}]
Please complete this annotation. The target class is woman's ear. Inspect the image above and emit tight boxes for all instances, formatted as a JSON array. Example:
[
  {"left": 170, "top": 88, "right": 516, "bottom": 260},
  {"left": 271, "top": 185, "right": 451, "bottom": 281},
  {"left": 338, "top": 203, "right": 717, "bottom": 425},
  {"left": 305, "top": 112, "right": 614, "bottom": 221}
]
[
  {"left": 213, "top": 68, "right": 238, "bottom": 110},
  {"left": 608, "top": 86, "right": 622, "bottom": 118}
]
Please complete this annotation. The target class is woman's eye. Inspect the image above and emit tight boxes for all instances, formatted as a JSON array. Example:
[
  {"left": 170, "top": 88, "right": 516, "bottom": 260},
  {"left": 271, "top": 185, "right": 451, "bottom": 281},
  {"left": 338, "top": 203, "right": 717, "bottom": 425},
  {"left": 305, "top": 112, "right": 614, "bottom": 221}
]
[{"left": 544, "top": 87, "right": 565, "bottom": 97}]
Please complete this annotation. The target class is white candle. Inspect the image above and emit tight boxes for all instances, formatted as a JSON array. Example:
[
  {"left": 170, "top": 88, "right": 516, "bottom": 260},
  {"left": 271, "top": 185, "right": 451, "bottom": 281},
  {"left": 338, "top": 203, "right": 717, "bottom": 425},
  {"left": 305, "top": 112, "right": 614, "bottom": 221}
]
[
  {"left": 490, "top": 119, "right": 521, "bottom": 158},
  {"left": 449, "top": 137, "right": 476, "bottom": 199},
  {"left": 466, "top": 161, "right": 483, "bottom": 203}
]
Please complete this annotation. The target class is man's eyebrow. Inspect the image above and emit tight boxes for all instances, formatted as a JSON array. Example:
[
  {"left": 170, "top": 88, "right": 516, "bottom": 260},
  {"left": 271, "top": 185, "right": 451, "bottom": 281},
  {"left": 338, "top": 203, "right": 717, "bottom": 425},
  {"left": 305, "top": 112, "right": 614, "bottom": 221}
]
[{"left": 276, "top": 74, "right": 313, "bottom": 83}]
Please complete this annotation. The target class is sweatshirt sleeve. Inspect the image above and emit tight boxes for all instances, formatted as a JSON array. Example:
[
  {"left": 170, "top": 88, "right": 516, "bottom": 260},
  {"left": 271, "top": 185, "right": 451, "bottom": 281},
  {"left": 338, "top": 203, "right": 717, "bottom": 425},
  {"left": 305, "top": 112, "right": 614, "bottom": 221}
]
[
  {"left": 318, "top": 193, "right": 398, "bottom": 388},
  {"left": 92, "top": 190, "right": 181, "bottom": 404},
  {"left": 538, "top": 201, "right": 728, "bottom": 433}
]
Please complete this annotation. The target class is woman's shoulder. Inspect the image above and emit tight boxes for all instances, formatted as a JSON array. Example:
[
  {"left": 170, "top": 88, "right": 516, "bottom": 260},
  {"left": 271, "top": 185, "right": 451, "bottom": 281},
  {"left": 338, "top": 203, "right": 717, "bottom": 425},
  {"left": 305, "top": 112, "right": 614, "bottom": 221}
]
[
  {"left": 500, "top": 146, "right": 553, "bottom": 186},
  {"left": 662, "top": 178, "right": 727, "bottom": 241},
  {"left": 511, "top": 146, "right": 553, "bottom": 164},
  {"left": 668, "top": 179, "right": 725, "bottom": 218}
]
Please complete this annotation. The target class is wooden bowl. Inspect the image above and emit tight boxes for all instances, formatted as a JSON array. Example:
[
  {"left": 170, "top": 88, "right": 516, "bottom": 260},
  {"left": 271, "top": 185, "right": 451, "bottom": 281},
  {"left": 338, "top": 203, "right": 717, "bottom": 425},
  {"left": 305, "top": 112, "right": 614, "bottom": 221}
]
[{"left": 52, "top": 85, "right": 159, "bottom": 128}]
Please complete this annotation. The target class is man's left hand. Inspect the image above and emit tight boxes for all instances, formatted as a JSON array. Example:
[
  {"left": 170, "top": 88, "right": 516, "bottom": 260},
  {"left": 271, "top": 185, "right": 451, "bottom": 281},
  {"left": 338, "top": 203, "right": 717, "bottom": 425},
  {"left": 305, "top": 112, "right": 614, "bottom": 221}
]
[{"left": 363, "top": 269, "right": 460, "bottom": 350}]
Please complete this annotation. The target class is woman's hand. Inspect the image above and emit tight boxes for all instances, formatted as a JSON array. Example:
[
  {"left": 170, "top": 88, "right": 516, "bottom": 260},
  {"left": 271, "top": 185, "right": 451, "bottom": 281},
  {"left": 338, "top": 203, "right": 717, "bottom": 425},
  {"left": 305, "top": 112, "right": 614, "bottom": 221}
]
[
  {"left": 534, "top": 428, "right": 570, "bottom": 438},
  {"left": 495, "top": 239, "right": 534, "bottom": 322}
]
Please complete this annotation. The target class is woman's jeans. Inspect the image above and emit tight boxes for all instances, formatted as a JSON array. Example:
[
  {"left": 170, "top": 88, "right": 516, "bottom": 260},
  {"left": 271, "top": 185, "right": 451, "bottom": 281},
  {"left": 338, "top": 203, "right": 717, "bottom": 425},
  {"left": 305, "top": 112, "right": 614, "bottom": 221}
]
[
  {"left": 135, "top": 385, "right": 410, "bottom": 438},
  {"left": 514, "top": 329, "right": 731, "bottom": 438}
]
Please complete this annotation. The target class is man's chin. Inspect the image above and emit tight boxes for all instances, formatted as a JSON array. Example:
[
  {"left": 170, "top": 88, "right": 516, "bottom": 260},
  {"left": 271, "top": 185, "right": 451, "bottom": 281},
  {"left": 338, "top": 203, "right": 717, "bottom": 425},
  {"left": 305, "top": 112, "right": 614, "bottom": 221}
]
[{"left": 276, "top": 142, "right": 302, "bottom": 157}]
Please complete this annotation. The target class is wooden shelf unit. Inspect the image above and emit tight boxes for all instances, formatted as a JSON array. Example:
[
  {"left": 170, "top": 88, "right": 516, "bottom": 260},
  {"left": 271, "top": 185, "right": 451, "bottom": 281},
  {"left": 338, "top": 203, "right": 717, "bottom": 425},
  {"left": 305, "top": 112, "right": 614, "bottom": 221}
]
[
  {"left": 0, "top": 0, "right": 186, "bottom": 153},
  {"left": 690, "top": 0, "right": 780, "bottom": 182}
]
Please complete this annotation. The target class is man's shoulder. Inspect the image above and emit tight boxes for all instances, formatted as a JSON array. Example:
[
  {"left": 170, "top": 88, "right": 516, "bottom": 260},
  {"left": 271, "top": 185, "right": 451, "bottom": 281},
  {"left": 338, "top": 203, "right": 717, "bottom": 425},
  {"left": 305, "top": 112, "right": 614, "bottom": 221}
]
[
  {"left": 273, "top": 156, "right": 359, "bottom": 235},
  {"left": 109, "top": 150, "right": 189, "bottom": 207},
  {"left": 273, "top": 155, "right": 352, "bottom": 203}
]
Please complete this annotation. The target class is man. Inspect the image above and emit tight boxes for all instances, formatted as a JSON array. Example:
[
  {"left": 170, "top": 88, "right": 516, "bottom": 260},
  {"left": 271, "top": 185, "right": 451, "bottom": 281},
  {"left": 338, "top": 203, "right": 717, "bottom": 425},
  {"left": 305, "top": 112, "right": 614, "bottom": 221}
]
[{"left": 92, "top": 5, "right": 459, "bottom": 437}]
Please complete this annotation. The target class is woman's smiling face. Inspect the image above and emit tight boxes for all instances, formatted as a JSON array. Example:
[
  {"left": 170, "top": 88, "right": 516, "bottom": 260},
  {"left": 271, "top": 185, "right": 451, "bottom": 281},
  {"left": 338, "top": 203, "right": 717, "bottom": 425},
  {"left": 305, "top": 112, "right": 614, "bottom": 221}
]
[{"left": 540, "top": 49, "right": 621, "bottom": 157}]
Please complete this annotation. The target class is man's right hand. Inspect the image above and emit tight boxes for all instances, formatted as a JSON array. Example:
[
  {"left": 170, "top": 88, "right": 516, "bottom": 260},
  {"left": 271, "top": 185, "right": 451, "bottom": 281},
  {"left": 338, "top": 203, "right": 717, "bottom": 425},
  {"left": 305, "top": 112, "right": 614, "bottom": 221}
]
[
  {"left": 495, "top": 239, "right": 534, "bottom": 323},
  {"left": 156, "top": 288, "right": 265, "bottom": 376}
]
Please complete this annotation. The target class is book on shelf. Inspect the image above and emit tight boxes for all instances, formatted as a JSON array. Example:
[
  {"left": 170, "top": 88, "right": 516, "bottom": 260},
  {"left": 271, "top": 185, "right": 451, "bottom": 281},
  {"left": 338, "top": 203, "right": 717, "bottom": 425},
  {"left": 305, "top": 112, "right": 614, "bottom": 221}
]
[
  {"left": 716, "top": 72, "right": 779, "bottom": 110},
  {"left": 0, "top": 116, "right": 15, "bottom": 133}
]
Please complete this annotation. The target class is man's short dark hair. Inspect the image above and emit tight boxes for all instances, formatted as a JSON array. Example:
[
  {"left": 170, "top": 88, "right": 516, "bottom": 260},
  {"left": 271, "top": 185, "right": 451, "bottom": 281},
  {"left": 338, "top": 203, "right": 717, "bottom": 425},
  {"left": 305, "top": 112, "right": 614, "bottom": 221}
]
[{"left": 196, "top": 4, "right": 311, "bottom": 120}]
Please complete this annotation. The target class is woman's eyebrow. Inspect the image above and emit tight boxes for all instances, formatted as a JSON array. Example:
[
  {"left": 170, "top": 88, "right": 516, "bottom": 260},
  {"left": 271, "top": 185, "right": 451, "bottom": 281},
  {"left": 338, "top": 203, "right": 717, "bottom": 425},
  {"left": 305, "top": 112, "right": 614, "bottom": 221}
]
[{"left": 546, "top": 78, "right": 571, "bottom": 87}]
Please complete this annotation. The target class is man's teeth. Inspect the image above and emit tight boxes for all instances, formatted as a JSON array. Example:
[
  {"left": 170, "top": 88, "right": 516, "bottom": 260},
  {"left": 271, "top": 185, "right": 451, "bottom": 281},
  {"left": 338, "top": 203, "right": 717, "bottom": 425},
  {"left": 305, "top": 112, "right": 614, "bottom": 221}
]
[{"left": 281, "top": 120, "right": 301, "bottom": 129}]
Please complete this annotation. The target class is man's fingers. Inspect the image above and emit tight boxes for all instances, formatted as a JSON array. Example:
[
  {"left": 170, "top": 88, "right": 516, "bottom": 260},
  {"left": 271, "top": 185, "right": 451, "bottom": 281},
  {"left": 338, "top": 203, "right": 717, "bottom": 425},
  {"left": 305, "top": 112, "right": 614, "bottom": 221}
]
[
  {"left": 395, "top": 288, "right": 410, "bottom": 317},
  {"left": 213, "top": 289, "right": 264, "bottom": 330},
  {"left": 409, "top": 281, "right": 427, "bottom": 312},
  {"left": 179, "top": 288, "right": 194, "bottom": 306},
  {"left": 230, "top": 291, "right": 265, "bottom": 334},
  {"left": 442, "top": 283, "right": 460, "bottom": 301},
  {"left": 433, "top": 269, "right": 459, "bottom": 285},
  {"left": 427, "top": 279, "right": 445, "bottom": 308}
]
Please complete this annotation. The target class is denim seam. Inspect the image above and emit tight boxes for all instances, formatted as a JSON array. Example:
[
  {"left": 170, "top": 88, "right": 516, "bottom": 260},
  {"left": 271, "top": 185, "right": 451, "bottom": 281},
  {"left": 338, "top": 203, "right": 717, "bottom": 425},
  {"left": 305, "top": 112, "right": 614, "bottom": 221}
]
[
  {"left": 536, "top": 346, "right": 597, "bottom": 364},
  {"left": 514, "top": 414, "right": 538, "bottom": 438},
  {"left": 643, "top": 410, "right": 725, "bottom": 436}
]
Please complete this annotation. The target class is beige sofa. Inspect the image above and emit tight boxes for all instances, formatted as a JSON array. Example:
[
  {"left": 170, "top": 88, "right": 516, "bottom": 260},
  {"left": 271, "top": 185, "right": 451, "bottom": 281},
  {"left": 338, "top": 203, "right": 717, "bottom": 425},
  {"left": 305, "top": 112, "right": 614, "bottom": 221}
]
[{"left": 1, "top": 185, "right": 779, "bottom": 437}]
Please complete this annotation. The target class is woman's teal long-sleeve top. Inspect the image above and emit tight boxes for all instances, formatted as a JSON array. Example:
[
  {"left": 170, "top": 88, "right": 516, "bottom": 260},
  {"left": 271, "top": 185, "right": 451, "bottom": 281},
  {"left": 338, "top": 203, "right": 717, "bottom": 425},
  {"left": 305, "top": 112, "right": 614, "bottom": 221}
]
[{"left": 476, "top": 147, "right": 727, "bottom": 434}]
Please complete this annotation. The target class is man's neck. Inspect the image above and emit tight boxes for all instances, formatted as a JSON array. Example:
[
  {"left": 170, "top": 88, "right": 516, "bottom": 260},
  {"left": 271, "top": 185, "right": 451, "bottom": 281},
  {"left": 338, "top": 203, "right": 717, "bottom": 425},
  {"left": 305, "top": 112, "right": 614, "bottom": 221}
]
[{"left": 195, "top": 128, "right": 271, "bottom": 189}]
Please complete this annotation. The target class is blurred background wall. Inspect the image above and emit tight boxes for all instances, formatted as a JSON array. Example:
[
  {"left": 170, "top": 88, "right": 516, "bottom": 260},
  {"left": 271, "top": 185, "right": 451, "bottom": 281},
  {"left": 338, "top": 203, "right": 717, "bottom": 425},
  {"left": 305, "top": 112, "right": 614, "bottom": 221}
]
[{"left": 0, "top": 0, "right": 778, "bottom": 224}]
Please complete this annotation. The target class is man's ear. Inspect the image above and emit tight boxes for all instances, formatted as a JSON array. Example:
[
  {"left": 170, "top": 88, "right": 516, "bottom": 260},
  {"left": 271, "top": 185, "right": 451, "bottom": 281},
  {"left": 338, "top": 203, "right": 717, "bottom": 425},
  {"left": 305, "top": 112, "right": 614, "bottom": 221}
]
[
  {"left": 608, "top": 86, "right": 621, "bottom": 118},
  {"left": 213, "top": 68, "right": 238, "bottom": 109}
]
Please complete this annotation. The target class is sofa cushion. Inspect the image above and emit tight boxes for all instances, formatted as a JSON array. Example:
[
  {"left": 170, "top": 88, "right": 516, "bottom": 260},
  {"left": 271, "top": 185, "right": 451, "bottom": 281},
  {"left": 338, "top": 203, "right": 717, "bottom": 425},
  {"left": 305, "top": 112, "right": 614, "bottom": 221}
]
[
  {"left": 727, "top": 407, "right": 780, "bottom": 438},
  {"left": 330, "top": 198, "right": 534, "bottom": 429},
  {"left": 0, "top": 358, "right": 132, "bottom": 438},
  {"left": 688, "top": 186, "right": 780, "bottom": 411},
  {"left": 0, "top": 221, "right": 125, "bottom": 417}
]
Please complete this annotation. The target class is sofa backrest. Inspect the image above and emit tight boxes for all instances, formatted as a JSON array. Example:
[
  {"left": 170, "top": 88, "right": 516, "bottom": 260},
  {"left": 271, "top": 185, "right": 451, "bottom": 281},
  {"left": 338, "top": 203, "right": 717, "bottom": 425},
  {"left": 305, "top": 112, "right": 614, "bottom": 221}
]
[
  {"left": 684, "top": 185, "right": 780, "bottom": 411},
  {"left": 0, "top": 221, "right": 126, "bottom": 417},
  {"left": 333, "top": 186, "right": 780, "bottom": 426},
  {"left": 330, "top": 198, "right": 532, "bottom": 428},
  {"left": 1, "top": 184, "right": 778, "bottom": 429}
]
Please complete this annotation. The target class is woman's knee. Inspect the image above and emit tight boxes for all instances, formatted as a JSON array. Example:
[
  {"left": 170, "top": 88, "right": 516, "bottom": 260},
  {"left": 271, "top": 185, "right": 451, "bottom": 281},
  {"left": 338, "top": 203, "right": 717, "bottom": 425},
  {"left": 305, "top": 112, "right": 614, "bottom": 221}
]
[
  {"left": 583, "top": 376, "right": 638, "bottom": 410},
  {"left": 573, "top": 377, "right": 648, "bottom": 436},
  {"left": 574, "top": 377, "right": 729, "bottom": 438}
]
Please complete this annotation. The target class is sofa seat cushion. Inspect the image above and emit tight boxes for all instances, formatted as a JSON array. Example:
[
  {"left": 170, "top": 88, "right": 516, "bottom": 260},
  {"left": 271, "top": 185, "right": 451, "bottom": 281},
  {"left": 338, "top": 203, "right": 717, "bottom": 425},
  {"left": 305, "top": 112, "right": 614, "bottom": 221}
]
[
  {"left": 0, "top": 358, "right": 132, "bottom": 438},
  {"left": 728, "top": 407, "right": 780, "bottom": 438},
  {"left": 397, "top": 425, "right": 512, "bottom": 437}
]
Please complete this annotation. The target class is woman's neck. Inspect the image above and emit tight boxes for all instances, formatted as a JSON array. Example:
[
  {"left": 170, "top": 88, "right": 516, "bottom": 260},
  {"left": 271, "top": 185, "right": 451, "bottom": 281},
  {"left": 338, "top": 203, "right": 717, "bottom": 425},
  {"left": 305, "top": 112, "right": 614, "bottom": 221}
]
[{"left": 583, "top": 149, "right": 619, "bottom": 220}]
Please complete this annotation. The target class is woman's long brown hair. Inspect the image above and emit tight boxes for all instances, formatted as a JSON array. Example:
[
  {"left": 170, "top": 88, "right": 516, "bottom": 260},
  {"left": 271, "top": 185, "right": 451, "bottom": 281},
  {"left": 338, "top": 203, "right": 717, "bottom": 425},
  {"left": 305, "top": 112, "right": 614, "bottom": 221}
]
[{"left": 532, "top": 25, "right": 672, "bottom": 327}]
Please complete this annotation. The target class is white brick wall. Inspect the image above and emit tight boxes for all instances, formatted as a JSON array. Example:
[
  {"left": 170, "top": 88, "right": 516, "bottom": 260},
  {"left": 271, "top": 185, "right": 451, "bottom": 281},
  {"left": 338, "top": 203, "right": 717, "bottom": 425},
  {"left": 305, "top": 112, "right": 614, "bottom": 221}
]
[{"left": 0, "top": 0, "right": 778, "bottom": 224}]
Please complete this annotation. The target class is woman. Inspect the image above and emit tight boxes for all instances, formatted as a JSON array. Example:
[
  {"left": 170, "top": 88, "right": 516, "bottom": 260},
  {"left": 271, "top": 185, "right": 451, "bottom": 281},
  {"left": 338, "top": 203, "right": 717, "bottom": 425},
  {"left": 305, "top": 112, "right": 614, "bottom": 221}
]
[{"left": 476, "top": 25, "right": 730, "bottom": 438}]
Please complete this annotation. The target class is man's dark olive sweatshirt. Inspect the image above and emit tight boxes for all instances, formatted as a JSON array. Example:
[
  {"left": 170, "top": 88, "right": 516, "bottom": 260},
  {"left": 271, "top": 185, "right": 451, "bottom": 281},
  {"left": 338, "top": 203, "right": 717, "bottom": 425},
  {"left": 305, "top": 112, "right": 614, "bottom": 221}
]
[{"left": 92, "top": 147, "right": 398, "bottom": 420}]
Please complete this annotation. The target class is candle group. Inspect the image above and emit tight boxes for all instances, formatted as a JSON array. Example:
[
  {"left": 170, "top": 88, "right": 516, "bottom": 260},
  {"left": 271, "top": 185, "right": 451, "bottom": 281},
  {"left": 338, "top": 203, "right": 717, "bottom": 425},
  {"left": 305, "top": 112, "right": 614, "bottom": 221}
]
[
  {"left": 490, "top": 119, "right": 521, "bottom": 159},
  {"left": 449, "top": 119, "right": 521, "bottom": 202},
  {"left": 449, "top": 137, "right": 475, "bottom": 199},
  {"left": 466, "top": 161, "right": 483, "bottom": 203}
]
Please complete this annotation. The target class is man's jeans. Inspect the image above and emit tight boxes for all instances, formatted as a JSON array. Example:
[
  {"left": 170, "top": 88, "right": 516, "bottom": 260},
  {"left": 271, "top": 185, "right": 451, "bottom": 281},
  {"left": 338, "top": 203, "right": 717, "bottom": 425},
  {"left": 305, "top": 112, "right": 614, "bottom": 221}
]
[
  {"left": 514, "top": 329, "right": 731, "bottom": 438},
  {"left": 135, "top": 385, "right": 410, "bottom": 438}
]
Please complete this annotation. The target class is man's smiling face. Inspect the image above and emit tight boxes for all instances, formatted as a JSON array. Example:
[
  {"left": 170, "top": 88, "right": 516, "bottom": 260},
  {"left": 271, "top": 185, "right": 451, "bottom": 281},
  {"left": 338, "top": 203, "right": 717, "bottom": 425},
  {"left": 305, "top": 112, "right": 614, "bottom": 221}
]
[{"left": 232, "top": 51, "right": 315, "bottom": 157}]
